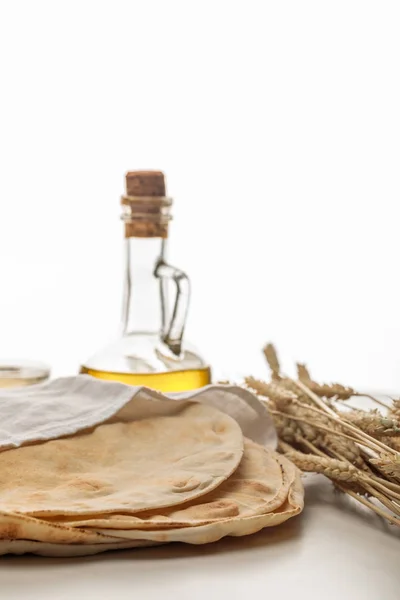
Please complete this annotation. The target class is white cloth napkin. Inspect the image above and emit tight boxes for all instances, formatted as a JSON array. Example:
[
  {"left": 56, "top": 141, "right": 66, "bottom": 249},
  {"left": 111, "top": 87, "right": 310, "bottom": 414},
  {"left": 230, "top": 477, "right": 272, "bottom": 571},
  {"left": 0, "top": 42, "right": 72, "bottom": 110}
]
[{"left": 0, "top": 375, "right": 276, "bottom": 451}]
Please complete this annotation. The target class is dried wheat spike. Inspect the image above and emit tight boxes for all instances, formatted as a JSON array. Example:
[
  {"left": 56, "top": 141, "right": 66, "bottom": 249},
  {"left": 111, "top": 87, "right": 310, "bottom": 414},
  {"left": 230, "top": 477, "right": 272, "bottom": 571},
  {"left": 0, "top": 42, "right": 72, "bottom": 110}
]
[
  {"left": 254, "top": 378, "right": 361, "bottom": 463},
  {"left": 391, "top": 400, "right": 400, "bottom": 422},
  {"left": 303, "top": 380, "right": 354, "bottom": 400},
  {"left": 385, "top": 437, "right": 400, "bottom": 452},
  {"left": 283, "top": 404, "right": 325, "bottom": 445},
  {"left": 245, "top": 377, "right": 297, "bottom": 403},
  {"left": 279, "top": 445, "right": 360, "bottom": 482},
  {"left": 278, "top": 378, "right": 313, "bottom": 404},
  {"left": 272, "top": 415, "right": 303, "bottom": 443},
  {"left": 346, "top": 410, "right": 400, "bottom": 438},
  {"left": 285, "top": 401, "right": 366, "bottom": 468},
  {"left": 281, "top": 412, "right": 324, "bottom": 447},
  {"left": 295, "top": 360, "right": 354, "bottom": 399},
  {"left": 370, "top": 453, "right": 400, "bottom": 482},
  {"left": 246, "top": 377, "right": 325, "bottom": 446},
  {"left": 324, "top": 434, "right": 367, "bottom": 470},
  {"left": 297, "top": 363, "right": 311, "bottom": 382},
  {"left": 263, "top": 344, "right": 281, "bottom": 379}
]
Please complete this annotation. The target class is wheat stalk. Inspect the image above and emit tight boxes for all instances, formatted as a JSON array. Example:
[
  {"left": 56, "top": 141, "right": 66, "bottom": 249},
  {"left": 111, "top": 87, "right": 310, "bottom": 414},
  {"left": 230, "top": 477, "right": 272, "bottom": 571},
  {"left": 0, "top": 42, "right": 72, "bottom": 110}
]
[
  {"left": 335, "top": 483, "right": 400, "bottom": 527},
  {"left": 370, "top": 453, "right": 400, "bottom": 482},
  {"left": 245, "top": 377, "right": 297, "bottom": 403},
  {"left": 345, "top": 411, "right": 400, "bottom": 437},
  {"left": 263, "top": 344, "right": 281, "bottom": 380},
  {"left": 391, "top": 400, "right": 400, "bottom": 421},
  {"left": 354, "top": 393, "right": 392, "bottom": 411},
  {"left": 296, "top": 361, "right": 390, "bottom": 408},
  {"left": 255, "top": 343, "right": 400, "bottom": 527},
  {"left": 296, "top": 363, "right": 311, "bottom": 382},
  {"left": 270, "top": 406, "right": 368, "bottom": 461},
  {"left": 293, "top": 379, "right": 398, "bottom": 456},
  {"left": 279, "top": 441, "right": 400, "bottom": 524},
  {"left": 279, "top": 442, "right": 360, "bottom": 482}
]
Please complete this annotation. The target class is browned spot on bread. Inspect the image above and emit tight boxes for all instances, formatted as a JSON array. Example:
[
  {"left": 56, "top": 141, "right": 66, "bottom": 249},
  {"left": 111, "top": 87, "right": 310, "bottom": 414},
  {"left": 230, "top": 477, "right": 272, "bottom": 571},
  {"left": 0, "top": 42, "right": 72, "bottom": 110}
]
[
  {"left": 248, "top": 481, "right": 275, "bottom": 494},
  {"left": 212, "top": 423, "right": 226, "bottom": 434},
  {"left": 27, "top": 492, "right": 48, "bottom": 502},
  {"left": 68, "top": 478, "right": 104, "bottom": 492},
  {"left": 171, "top": 479, "right": 189, "bottom": 489},
  {"left": 0, "top": 523, "right": 20, "bottom": 540},
  {"left": 171, "top": 478, "right": 200, "bottom": 492},
  {"left": 203, "top": 500, "right": 239, "bottom": 516}
]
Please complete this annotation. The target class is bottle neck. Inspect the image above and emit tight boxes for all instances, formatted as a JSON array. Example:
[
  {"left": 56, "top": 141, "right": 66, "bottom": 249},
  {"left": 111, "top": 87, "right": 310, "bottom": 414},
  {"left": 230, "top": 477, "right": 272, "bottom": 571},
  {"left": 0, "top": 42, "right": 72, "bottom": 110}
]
[
  {"left": 121, "top": 237, "right": 168, "bottom": 336},
  {"left": 119, "top": 193, "right": 189, "bottom": 357}
]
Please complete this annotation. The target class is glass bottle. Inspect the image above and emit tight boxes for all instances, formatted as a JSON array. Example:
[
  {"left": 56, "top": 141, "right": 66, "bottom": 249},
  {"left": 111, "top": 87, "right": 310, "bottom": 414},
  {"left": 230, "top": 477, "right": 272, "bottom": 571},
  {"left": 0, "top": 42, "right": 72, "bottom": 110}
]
[{"left": 80, "top": 171, "right": 211, "bottom": 392}]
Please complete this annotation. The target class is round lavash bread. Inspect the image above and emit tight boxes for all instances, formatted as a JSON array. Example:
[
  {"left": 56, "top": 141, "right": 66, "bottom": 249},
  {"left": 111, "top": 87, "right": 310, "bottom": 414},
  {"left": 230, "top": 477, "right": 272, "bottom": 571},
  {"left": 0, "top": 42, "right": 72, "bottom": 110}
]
[
  {"left": 0, "top": 510, "right": 122, "bottom": 544},
  {"left": 0, "top": 403, "right": 244, "bottom": 517},
  {"left": 0, "top": 443, "right": 303, "bottom": 555},
  {"left": 48, "top": 439, "right": 296, "bottom": 530},
  {"left": 0, "top": 510, "right": 160, "bottom": 556},
  {"left": 0, "top": 539, "right": 159, "bottom": 557},
  {"left": 87, "top": 451, "right": 304, "bottom": 545},
  {"left": 44, "top": 440, "right": 304, "bottom": 546}
]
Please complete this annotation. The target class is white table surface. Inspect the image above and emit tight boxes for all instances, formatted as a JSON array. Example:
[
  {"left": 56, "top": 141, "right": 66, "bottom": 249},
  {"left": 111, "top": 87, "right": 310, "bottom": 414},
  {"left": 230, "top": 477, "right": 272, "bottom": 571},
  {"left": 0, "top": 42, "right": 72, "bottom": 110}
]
[{"left": 1, "top": 474, "right": 399, "bottom": 600}]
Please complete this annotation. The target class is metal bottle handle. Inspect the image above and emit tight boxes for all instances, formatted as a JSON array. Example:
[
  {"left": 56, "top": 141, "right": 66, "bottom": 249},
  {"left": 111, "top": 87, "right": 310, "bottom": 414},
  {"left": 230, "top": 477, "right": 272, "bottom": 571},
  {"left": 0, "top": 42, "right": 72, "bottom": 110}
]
[{"left": 155, "top": 260, "right": 190, "bottom": 357}]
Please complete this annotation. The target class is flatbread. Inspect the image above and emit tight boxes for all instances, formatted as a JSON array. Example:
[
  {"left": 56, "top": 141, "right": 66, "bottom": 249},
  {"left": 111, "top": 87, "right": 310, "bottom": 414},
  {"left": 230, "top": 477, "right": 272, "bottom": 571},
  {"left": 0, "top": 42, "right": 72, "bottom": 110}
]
[
  {"left": 0, "top": 539, "right": 160, "bottom": 557},
  {"left": 89, "top": 453, "right": 304, "bottom": 545},
  {"left": 0, "top": 511, "right": 119, "bottom": 544},
  {"left": 48, "top": 439, "right": 292, "bottom": 530},
  {"left": 0, "top": 455, "right": 302, "bottom": 555},
  {"left": 0, "top": 403, "right": 243, "bottom": 517}
]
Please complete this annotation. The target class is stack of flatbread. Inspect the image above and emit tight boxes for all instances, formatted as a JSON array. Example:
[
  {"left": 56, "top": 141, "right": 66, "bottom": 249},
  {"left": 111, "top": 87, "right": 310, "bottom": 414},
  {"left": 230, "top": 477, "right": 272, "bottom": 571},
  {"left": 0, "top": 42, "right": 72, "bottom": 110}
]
[{"left": 0, "top": 377, "right": 303, "bottom": 556}]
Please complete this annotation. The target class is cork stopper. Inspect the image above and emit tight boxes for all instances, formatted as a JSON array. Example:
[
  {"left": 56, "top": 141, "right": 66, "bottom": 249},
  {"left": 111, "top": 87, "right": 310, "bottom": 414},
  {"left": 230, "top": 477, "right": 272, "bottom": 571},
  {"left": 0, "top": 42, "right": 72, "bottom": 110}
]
[
  {"left": 122, "top": 170, "right": 171, "bottom": 239},
  {"left": 125, "top": 171, "right": 166, "bottom": 197}
]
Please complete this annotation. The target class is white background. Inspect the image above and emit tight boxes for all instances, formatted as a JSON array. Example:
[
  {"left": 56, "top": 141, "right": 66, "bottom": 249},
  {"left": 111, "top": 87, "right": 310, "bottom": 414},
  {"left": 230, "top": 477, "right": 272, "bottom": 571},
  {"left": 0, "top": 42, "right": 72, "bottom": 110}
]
[{"left": 0, "top": 1, "right": 399, "bottom": 392}]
